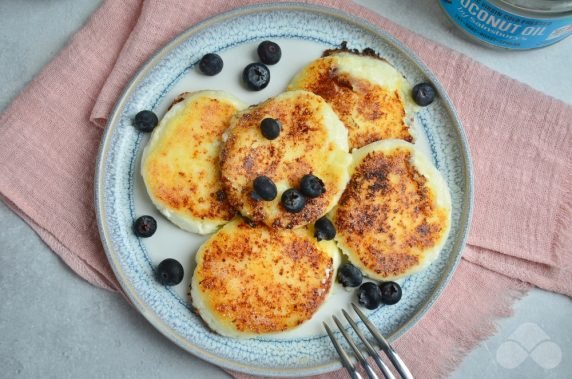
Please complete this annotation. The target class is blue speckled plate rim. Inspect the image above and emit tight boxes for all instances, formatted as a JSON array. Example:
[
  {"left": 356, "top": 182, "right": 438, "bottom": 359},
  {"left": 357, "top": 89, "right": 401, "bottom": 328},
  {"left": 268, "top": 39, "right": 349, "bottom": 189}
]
[{"left": 95, "top": 2, "right": 474, "bottom": 377}]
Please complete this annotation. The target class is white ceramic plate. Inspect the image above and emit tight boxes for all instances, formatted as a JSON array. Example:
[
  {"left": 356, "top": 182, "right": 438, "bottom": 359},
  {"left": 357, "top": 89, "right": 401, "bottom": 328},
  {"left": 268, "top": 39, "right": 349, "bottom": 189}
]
[{"left": 95, "top": 3, "right": 473, "bottom": 377}]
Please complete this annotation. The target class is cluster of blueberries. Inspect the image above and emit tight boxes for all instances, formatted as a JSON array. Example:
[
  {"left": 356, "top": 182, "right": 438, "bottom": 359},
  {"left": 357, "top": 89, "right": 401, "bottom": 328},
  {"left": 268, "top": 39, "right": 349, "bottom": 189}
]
[
  {"left": 339, "top": 263, "right": 402, "bottom": 310},
  {"left": 252, "top": 171, "right": 336, "bottom": 242},
  {"left": 249, "top": 133, "right": 335, "bottom": 243},
  {"left": 199, "top": 40, "right": 281, "bottom": 90}
]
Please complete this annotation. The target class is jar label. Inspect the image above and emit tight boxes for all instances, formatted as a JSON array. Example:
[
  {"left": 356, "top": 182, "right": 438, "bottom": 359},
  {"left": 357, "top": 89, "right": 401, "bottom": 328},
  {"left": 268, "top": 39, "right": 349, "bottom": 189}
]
[{"left": 440, "top": 0, "right": 572, "bottom": 49}]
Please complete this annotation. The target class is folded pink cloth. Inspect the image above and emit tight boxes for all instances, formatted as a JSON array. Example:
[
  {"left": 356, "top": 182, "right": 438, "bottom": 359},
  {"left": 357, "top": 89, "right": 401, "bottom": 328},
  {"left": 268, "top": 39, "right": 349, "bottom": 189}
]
[{"left": 0, "top": 0, "right": 570, "bottom": 377}]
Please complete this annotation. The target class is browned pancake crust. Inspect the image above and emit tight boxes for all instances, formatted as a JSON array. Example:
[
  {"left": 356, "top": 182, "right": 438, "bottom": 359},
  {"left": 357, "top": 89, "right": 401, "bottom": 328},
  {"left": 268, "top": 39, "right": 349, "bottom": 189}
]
[
  {"left": 322, "top": 41, "right": 385, "bottom": 61},
  {"left": 193, "top": 219, "right": 335, "bottom": 334},
  {"left": 334, "top": 148, "right": 448, "bottom": 278},
  {"left": 289, "top": 55, "right": 413, "bottom": 149},
  {"left": 144, "top": 95, "right": 237, "bottom": 222}
]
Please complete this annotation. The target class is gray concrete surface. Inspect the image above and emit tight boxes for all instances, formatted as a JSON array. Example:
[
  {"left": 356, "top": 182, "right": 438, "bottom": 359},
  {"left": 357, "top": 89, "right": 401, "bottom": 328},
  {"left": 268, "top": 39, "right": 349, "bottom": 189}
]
[{"left": 0, "top": 1, "right": 570, "bottom": 378}]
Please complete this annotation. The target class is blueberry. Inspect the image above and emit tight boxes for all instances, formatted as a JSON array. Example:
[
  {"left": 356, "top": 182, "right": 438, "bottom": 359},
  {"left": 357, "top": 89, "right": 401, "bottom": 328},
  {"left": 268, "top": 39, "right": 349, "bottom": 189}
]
[
  {"left": 252, "top": 176, "right": 277, "bottom": 201},
  {"left": 357, "top": 282, "right": 383, "bottom": 310},
  {"left": 380, "top": 281, "right": 402, "bottom": 305},
  {"left": 257, "top": 41, "right": 282, "bottom": 65},
  {"left": 133, "top": 215, "right": 157, "bottom": 237},
  {"left": 260, "top": 118, "right": 281, "bottom": 140},
  {"left": 281, "top": 189, "right": 306, "bottom": 213},
  {"left": 133, "top": 110, "right": 158, "bottom": 132},
  {"left": 314, "top": 216, "right": 336, "bottom": 241},
  {"left": 337, "top": 263, "right": 363, "bottom": 287},
  {"left": 156, "top": 258, "right": 184, "bottom": 286},
  {"left": 243, "top": 63, "right": 270, "bottom": 91},
  {"left": 412, "top": 82, "right": 436, "bottom": 106},
  {"left": 300, "top": 174, "right": 325, "bottom": 198},
  {"left": 199, "top": 53, "right": 223, "bottom": 76}
]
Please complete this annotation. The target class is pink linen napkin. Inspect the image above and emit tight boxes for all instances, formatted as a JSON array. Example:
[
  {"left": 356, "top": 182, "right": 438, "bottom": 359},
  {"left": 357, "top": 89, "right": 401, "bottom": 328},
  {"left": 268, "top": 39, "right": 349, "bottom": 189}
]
[{"left": 0, "top": 0, "right": 570, "bottom": 377}]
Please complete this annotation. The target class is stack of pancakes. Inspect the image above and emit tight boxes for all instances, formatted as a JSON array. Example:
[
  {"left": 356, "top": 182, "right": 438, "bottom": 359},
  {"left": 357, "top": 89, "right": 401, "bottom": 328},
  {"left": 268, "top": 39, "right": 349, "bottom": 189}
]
[{"left": 141, "top": 48, "right": 451, "bottom": 338}]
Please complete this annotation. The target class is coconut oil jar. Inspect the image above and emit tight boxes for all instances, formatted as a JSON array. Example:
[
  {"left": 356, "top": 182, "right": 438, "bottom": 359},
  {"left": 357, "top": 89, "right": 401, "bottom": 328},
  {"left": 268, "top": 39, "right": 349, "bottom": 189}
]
[{"left": 439, "top": 0, "right": 572, "bottom": 49}]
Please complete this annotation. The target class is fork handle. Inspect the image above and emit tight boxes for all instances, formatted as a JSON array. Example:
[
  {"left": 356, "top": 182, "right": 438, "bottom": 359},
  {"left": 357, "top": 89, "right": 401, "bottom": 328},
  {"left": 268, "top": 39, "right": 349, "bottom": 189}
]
[
  {"left": 371, "top": 353, "right": 395, "bottom": 379},
  {"left": 349, "top": 370, "right": 365, "bottom": 379},
  {"left": 385, "top": 347, "right": 414, "bottom": 379}
]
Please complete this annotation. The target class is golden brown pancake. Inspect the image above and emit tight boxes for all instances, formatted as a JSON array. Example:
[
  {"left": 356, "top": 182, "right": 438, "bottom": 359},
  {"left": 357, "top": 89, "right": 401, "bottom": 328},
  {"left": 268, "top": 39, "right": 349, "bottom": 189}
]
[
  {"left": 332, "top": 140, "right": 451, "bottom": 280},
  {"left": 220, "top": 90, "right": 351, "bottom": 229},
  {"left": 141, "top": 91, "right": 246, "bottom": 234},
  {"left": 288, "top": 51, "right": 418, "bottom": 149},
  {"left": 190, "top": 218, "right": 340, "bottom": 337}
]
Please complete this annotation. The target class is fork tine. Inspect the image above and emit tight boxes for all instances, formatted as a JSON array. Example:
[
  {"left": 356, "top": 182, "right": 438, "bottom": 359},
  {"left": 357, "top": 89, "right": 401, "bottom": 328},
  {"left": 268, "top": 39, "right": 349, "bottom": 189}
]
[
  {"left": 332, "top": 315, "right": 379, "bottom": 379},
  {"left": 324, "top": 322, "right": 364, "bottom": 379},
  {"left": 351, "top": 303, "right": 415, "bottom": 379},
  {"left": 342, "top": 309, "right": 395, "bottom": 379}
]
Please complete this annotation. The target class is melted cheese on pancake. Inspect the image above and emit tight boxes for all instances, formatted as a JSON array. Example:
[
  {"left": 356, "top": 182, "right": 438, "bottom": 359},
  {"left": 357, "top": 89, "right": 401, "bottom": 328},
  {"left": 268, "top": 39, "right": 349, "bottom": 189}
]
[
  {"left": 190, "top": 218, "right": 340, "bottom": 337},
  {"left": 288, "top": 52, "right": 418, "bottom": 149},
  {"left": 220, "top": 90, "right": 351, "bottom": 229},
  {"left": 332, "top": 140, "right": 451, "bottom": 280},
  {"left": 141, "top": 91, "right": 246, "bottom": 234}
]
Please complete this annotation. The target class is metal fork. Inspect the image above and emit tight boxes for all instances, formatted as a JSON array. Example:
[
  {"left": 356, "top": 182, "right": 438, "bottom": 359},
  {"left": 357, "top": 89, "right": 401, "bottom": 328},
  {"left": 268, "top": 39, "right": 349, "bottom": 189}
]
[{"left": 323, "top": 303, "right": 414, "bottom": 379}]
